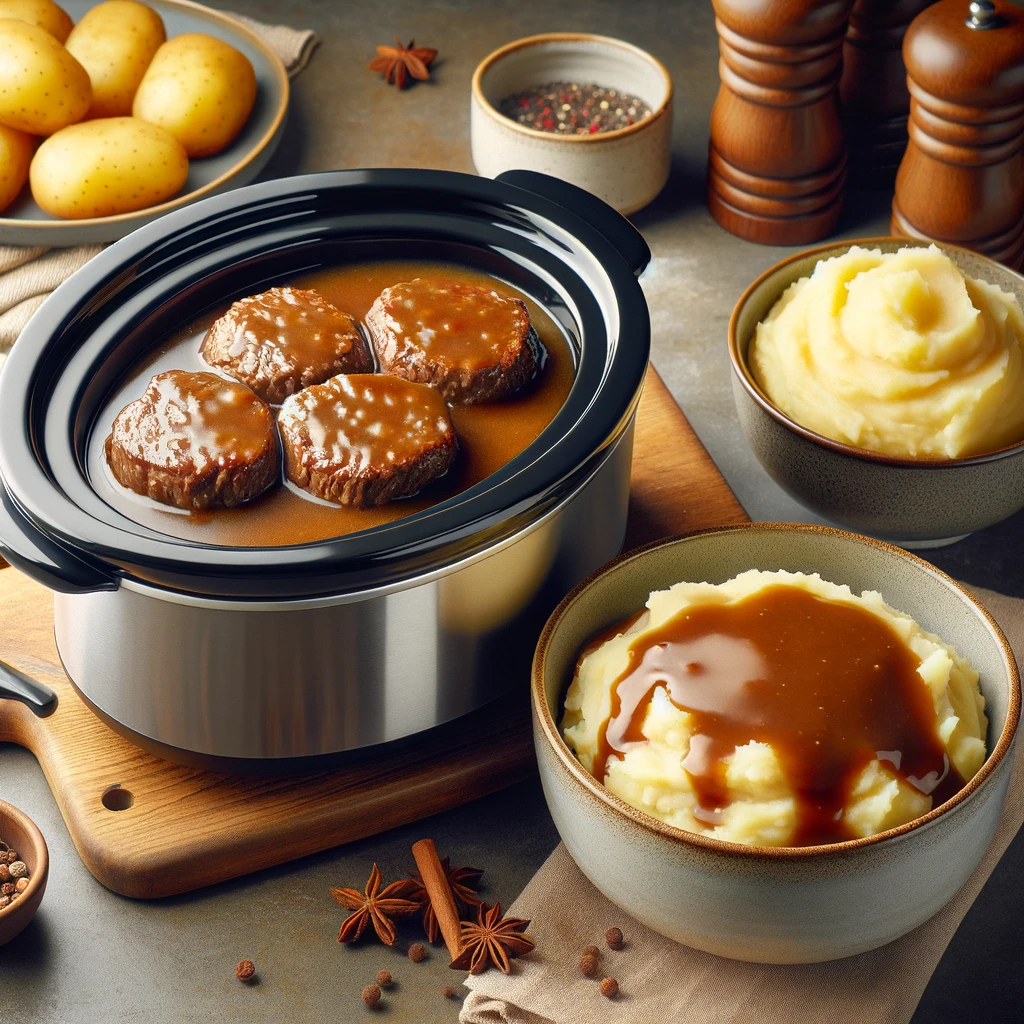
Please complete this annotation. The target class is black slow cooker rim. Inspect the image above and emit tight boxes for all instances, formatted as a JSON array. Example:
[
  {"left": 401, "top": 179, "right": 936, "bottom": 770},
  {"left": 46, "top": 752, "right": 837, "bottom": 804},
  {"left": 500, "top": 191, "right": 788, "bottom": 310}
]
[{"left": 0, "top": 169, "right": 650, "bottom": 598}]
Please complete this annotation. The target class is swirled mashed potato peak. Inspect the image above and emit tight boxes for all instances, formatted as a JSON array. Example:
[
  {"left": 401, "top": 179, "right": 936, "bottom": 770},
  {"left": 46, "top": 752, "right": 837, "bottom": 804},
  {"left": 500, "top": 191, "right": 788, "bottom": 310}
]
[
  {"left": 748, "top": 245, "right": 1024, "bottom": 458},
  {"left": 561, "top": 571, "right": 988, "bottom": 847}
]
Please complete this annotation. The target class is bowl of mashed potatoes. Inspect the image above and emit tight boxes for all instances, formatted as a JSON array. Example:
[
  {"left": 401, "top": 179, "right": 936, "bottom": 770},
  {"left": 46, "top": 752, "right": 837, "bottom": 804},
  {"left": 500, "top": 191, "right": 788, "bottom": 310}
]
[
  {"left": 532, "top": 523, "right": 1019, "bottom": 962},
  {"left": 730, "top": 239, "right": 1024, "bottom": 545}
]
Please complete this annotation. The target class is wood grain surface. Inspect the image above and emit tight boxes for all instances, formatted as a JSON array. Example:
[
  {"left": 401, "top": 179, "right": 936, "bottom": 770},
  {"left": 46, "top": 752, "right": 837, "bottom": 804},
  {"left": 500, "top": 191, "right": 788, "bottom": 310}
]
[
  {"left": 706, "top": 0, "right": 853, "bottom": 245},
  {"left": 841, "top": 0, "right": 936, "bottom": 186},
  {"left": 0, "top": 367, "right": 747, "bottom": 899},
  {"left": 891, "top": 0, "right": 1024, "bottom": 267}
]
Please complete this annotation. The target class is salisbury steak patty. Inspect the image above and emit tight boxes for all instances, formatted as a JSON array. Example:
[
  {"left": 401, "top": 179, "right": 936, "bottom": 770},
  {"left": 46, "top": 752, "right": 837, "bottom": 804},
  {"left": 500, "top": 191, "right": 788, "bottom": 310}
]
[
  {"left": 105, "top": 370, "right": 280, "bottom": 510},
  {"left": 201, "top": 286, "right": 374, "bottom": 404},
  {"left": 278, "top": 373, "right": 458, "bottom": 507},
  {"left": 365, "top": 278, "right": 539, "bottom": 404}
]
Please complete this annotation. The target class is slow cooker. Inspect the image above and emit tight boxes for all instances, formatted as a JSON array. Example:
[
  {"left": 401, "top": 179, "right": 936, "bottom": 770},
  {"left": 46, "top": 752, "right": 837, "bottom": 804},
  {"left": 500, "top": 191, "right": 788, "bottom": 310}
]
[{"left": 0, "top": 168, "right": 651, "bottom": 769}]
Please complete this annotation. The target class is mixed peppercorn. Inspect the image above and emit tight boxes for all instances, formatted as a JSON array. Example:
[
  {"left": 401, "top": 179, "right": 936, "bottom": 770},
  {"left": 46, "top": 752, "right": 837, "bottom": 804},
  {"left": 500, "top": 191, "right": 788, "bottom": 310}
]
[{"left": 498, "top": 82, "right": 652, "bottom": 135}]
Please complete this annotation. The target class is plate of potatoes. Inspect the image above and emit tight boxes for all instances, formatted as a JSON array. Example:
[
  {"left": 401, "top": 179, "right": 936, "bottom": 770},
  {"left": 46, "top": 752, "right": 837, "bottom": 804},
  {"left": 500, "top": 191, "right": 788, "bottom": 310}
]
[{"left": 0, "top": 0, "right": 289, "bottom": 244}]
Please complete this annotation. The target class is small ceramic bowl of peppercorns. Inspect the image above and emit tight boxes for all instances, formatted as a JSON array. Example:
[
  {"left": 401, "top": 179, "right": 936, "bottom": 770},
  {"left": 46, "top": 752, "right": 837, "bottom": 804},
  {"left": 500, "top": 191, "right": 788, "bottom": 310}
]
[
  {"left": 471, "top": 33, "right": 673, "bottom": 215},
  {"left": 0, "top": 799, "right": 48, "bottom": 945}
]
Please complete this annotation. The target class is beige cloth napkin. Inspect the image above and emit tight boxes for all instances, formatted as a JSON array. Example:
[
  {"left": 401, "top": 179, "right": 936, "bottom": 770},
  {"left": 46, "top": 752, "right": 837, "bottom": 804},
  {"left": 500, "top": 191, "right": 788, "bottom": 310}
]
[
  {"left": 462, "top": 585, "right": 1024, "bottom": 1024},
  {"left": 230, "top": 12, "right": 318, "bottom": 77},
  {"left": 0, "top": 10, "right": 317, "bottom": 370}
]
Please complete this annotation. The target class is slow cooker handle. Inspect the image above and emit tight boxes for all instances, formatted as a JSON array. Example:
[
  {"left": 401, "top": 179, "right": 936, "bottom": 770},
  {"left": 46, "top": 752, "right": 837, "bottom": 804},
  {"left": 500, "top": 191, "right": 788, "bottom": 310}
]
[
  {"left": 0, "top": 487, "right": 117, "bottom": 594},
  {"left": 0, "top": 660, "right": 57, "bottom": 718},
  {"left": 494, "top": 170, "right": 652, "bottom": 276}
]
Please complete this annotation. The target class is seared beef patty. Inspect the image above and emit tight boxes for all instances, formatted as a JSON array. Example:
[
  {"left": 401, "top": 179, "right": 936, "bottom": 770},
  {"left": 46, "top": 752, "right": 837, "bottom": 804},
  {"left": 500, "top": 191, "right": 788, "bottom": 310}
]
[
  {"left": 201, "top": 286, "right": 374, "bottom": 404},
  {"left": 278, "top": 373, "right": 458, "bottom": 507},
  {"left": 105, "top": 370, "right": 280, "bottom": 510},
  {"left": 365, "top": 278, "right": 539, "bottom": 404}
]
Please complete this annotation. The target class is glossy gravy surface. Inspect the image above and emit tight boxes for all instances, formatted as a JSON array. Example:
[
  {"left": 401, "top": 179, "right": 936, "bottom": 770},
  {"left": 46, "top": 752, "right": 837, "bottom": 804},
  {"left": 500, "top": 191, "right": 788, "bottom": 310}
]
[
  {"left": 278, "top": 373, "right": 455, "bottom": 477},
  {"left": 373, "top": 278, "right": 532, "bottom": 370},
  {"left": 89, "top": 261, "right": 575, "bottom": 547},
  {"left": 201, "top": 286, "right": 371, "bottom": 403},
  {"left": 595, "top": 585, "right": 963, "bottom": 846},
  {"left": 110, "top": 370, "right": 277, "bottom": 472}
]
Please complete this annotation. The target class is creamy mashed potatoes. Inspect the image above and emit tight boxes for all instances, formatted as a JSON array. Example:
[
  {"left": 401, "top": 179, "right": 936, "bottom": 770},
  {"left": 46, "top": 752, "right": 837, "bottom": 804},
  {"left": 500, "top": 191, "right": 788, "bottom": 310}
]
[
  {"left": 562, "top": 571, "right": 987, "bottom": 847},
  {"left": 749, "top": 245, "right": 1024, "bottom": 458}
]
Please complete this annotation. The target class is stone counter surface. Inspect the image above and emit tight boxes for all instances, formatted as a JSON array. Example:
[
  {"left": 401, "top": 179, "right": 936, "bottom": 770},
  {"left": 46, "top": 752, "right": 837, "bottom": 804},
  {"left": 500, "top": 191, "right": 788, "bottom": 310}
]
[{"left": 1, "top": 2, "right": 1022, "bottom": 1021}]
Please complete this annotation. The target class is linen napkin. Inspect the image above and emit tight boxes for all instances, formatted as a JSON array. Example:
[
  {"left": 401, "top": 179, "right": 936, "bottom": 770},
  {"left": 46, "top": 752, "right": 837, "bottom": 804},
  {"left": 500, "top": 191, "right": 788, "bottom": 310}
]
[
  {"left": 461, "top": 586, "right": 1024, "bottom": 1024},
  {"left": 0, "top": 10, "right": 317, "bottom": 372}
]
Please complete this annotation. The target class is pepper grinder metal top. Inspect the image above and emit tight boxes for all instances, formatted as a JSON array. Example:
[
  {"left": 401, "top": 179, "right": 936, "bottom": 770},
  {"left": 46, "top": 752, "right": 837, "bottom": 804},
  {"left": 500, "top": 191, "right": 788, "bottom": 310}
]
[
  {"left": 891, "top": 0, "right": 1024, "bottom": 267},
  {"left": 966, "top": 1, "right": 998, "bottom": 29}
]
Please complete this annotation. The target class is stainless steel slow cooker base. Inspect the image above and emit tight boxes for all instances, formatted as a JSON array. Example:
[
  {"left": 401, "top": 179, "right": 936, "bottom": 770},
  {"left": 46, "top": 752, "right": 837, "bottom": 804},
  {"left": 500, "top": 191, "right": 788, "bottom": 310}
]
[
  {"left": 54, "top": 425, "right": 634, "bottom": 767},
  {"left": 2, "top": 168, "right": 653, "bottom": 767}
]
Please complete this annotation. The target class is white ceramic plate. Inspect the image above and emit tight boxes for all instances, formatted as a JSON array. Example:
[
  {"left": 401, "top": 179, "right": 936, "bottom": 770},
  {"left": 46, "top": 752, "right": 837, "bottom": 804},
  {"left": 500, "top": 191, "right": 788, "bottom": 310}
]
[{"left": 0, "top": 0, "right": 289, "bottom": 245}]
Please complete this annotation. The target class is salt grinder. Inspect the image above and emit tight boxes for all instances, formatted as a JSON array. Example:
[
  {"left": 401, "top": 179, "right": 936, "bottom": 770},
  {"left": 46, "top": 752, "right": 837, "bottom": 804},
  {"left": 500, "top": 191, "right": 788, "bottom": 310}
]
[
  {"left": 707, "top": 0, "right": 854, "bottom": 245},
  {"left": 841, "top": 0, "right": 937, "bottom": 186},
  {"left": 891, "top": 0, "right": 1024, "bottom": 268}
]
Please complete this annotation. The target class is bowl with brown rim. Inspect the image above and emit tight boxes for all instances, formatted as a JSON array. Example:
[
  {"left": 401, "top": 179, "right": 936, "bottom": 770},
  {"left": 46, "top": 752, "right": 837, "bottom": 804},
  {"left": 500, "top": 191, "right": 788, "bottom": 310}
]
[
  {"left": 729, "top": 238, "right": 1024, "bottom": 548},
  {"left": 0, "top": 799, "right": 48, "bottom": 945},
  {"left": 531, "top": 523, "right": 1020, "bottom": 963}
]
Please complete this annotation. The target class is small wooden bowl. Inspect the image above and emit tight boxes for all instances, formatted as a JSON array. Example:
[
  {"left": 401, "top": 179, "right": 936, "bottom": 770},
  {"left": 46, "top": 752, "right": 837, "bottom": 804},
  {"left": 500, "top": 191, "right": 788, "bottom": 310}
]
[
  {"left": 0, "top": 799, "right": 48, "bottom": 945},
  {"left": 471, "top": 33, "right": 673, "bottom": 215}
]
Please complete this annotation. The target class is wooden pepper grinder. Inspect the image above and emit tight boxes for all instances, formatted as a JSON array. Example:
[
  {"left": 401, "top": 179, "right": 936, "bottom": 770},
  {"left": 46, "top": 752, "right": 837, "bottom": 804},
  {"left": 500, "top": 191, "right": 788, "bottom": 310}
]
[
  {"left": 891, "top": 0, "right": 1024, "bottom": 268},
  {"left": 707, "top": 0, "right": 855, "bottom": 245},
  {"left": 841, "top": 0, "right": 937, "bottom": 187}
]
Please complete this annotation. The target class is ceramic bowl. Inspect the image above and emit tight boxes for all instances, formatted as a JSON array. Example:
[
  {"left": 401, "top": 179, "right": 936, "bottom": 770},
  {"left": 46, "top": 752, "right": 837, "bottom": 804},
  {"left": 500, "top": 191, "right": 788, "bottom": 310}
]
[
  {"left": 471, "top": 33, "right": 672, "bottom": 215},
  {"left": 532, "top": 523, "right": 1020, "bottom": 963},
  {"left": 730, "top": 238, "right": 1024, "bottom": 547},
  {"left": 0, "top": 800, "right": 48, "bottom": 945}
]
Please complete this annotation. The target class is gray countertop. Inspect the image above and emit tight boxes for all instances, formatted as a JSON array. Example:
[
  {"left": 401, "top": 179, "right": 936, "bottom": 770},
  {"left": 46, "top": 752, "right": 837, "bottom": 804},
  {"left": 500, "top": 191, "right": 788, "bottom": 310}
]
[{"left": 1, "top": 1, "right": 1022, "bottom": 1021}]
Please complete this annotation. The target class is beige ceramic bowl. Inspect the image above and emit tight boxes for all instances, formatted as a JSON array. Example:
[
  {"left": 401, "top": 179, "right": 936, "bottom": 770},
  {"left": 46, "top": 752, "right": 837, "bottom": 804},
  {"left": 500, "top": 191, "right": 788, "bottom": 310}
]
[
  {"left": 0, "top": 799, "right": 48, "bottom": 945},
  {"left": 532, "top": 523, "right": 1020, "bottom": 963},
  {"left": 471, "top": 33, "right": 672, "bottom": 215},
  {"left": 730, "top": 238, "right": 1024, "bottom": 547}
]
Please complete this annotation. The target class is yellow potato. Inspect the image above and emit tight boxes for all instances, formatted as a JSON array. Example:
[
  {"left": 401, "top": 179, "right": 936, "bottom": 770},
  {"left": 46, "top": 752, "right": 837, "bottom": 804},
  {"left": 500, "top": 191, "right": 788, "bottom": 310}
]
[
  {"left": 0, "top": 19, "right": 91, "bottom": 135},
  {"left": 66, "top": 1, "right": 166, "bottom": 119},
  {"left": 0, "top": 123, "right": 34, "bottom": 212},
  {"left": 133, "top": 33, "right": 256, "bottom": 157},
  {"left": 30, "top": 117, "right": 188, "bottom": 219},
  {"left": 0, "top": 0, "right": 73, "bottom": 42}
]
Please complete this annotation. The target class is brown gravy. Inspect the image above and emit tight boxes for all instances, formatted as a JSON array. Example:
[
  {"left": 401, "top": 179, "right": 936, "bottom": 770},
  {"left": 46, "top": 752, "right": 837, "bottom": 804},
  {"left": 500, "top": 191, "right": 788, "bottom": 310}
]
[
  {"left": 278, "top": 373, "right": 456, "bottom": 499},
  {"left": 594, "top": 585, "right": 963, "bottom": 846},
  {"left": 89, "top": 261, "right": 575, "bottom": 547},
  {"left": 111, "top": 370, "right": 278, "bottom": 473},
  {"left": 371, "top": 278, "right": 532, "bottom": 372},
  {"left": 201, "top": 286, "right": 372, "bottom": 404}
]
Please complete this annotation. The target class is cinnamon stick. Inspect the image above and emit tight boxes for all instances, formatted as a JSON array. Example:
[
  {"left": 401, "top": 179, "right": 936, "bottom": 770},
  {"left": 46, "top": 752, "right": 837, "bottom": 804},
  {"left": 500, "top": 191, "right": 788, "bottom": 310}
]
[{"left": 411, "top": 838, "right": 463, "bottom": 959}]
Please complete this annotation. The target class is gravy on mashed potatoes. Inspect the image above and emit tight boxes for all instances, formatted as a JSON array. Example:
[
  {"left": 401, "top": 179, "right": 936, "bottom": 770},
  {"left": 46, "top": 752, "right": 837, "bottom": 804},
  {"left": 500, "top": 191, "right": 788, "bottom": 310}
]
[
  {"left": 748, "top": 245, "right": 1024, "bottom": 459},
  {"left": 561, "top": 571, "right": 988, "bottom": 847}
]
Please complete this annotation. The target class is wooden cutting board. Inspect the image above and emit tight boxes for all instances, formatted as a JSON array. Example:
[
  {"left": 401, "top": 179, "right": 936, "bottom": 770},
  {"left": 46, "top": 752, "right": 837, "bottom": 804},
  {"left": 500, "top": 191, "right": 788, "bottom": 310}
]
[{"left": 0, "top": 369, "right": 747, "bottom": 898}]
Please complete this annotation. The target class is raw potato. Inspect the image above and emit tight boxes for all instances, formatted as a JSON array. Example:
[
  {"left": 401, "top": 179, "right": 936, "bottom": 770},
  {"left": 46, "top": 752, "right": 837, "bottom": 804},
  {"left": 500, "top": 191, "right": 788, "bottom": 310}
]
[
  {"left": 0, "top": 19, "right": 91, "bottom": 135},
  {"left": 66, "top": 1, "right": 166, "bottom": 119},
  {"left": 30, "top": 117, "right": 188, "bottom": 219},
  {"left": 0, "top": 0, "right": 73, "bottom": 42},
  {"left": 133, "top": 33, "right": 257, "bottom": 157},
  {"left": 0, "top": 123, "right": 34, "bottom": 212}
]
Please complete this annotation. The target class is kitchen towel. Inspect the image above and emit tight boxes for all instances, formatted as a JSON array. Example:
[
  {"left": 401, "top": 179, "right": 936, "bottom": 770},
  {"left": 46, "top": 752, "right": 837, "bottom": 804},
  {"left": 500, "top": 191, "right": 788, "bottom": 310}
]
[
  {"left": 0, "top": 10, "right": 317, "bottom": 371},
  {"left": 461, "top": 585, "right": 1024, "bottom": 1024}
]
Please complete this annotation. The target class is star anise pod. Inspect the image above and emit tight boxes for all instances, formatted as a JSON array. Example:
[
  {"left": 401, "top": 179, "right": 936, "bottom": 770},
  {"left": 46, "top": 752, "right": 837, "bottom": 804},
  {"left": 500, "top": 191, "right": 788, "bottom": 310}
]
[
  {"left": 368, "top": 38, "right": 438, "bottom": 90},
  {"left": 408, "top": 858, "right": 484, "bottom": 943},
  {"left": 331, "top": 863, "right": 421, "bottom": 945},
  {"left": 449, "top": 902, "right": 535, "bottom": 975}
]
